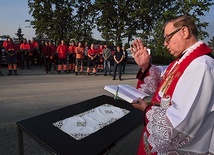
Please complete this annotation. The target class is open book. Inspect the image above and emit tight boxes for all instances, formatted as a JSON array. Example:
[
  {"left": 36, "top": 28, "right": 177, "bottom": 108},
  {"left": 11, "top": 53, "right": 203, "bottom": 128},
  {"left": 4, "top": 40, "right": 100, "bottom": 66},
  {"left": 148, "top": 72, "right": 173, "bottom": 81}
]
[{"left": 104, "top": 84, "right": 150, "bottom": 103}]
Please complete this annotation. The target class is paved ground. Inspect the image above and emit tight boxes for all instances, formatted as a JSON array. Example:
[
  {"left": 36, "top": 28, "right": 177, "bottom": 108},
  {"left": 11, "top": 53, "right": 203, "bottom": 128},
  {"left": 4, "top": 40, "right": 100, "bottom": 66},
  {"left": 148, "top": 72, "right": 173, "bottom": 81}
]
[{"left": 0, "top": 64, "right": 143, "bottom": 155}]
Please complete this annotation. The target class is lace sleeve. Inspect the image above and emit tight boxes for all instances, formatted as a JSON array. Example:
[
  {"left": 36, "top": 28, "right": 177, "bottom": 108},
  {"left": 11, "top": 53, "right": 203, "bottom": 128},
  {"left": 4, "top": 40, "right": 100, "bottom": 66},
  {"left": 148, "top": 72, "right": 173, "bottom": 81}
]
[
  {"left": 146, "top": 106, "right": 192, "bottom": 153},
  {"left": 139, "top": 65, "right": 161, "bottom": 94}
]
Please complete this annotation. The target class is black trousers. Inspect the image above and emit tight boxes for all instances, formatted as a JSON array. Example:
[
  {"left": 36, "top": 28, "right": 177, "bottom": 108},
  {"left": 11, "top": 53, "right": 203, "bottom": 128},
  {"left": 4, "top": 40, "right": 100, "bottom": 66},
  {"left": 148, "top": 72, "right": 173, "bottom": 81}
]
[
  {"left": 21, "top": 51, "right": 30, "bottom": 69},
  {"left": 113, "top": 62, "right": 122, "bottom": 79}
]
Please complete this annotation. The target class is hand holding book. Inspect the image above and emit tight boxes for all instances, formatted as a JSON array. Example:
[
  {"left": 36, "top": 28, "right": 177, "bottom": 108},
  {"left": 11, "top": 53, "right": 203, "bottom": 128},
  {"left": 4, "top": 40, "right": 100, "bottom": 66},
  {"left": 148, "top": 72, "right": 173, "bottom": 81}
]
[{"left": 104, "top": 84, "right": 150, "bottom": 103}]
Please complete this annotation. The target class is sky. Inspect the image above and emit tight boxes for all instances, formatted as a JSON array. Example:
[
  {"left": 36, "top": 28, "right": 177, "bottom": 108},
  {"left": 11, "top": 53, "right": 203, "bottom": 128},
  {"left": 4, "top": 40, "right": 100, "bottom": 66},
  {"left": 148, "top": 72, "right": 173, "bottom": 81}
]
[{"left": 0, "top": 0, "right": 214, "bottom": 44}]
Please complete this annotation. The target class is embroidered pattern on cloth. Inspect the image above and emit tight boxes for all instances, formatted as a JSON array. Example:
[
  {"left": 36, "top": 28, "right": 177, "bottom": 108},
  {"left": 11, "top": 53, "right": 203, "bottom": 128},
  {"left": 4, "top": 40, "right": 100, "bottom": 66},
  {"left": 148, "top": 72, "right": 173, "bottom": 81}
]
[
  {"left": 53, "top": 104, "right": 130, "bottom": 140},
  {"left": 157, "top": 150, "right": 212, "bottom": 155},
  {"left": 146, "top": 106, "right": 193, "bottom": 153},
  {"left": 140, "top": 65, "right": 161, "bottom": 94}
]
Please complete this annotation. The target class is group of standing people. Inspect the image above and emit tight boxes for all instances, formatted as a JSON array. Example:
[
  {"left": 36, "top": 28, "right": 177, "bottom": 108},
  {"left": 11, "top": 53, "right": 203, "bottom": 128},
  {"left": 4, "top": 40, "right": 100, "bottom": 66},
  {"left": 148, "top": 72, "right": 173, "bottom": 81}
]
[
  {"left": 56, "top": 40, "right": 128, "bottom": 79},
  {"left": 0, "top": 38, "right": 128, "bottom": 78},
  {"left": 1, "top": 38, "right": 52, "bottom": 75}
]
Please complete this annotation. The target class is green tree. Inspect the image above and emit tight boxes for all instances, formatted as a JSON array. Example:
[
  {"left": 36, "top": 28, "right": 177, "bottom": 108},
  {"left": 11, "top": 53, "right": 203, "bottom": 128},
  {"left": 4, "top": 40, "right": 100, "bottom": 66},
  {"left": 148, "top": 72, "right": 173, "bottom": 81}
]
[
  {"left": 94, "top": 0, "right": 124, "bottom": 45},
  {"left": 15, "top": 27, "right": 24, "bottom": 42},
  {"left": 149, "top": 0, "right": 213, "bottom": 47},
  {"left": 208, "top": 36, "right": 214, "bottom": 51},
  {"left": 27, "top": 0, "right": 213, "bottom": 52},
  {"left": 28, "top": 0, "right": 96, "bottom": 44},
  {"left": 73, "top": 0, "right": 96, "bottom": 43},
  {"left": 94, "top": 0, "right": 172, "bottom": 45},
  {"left": 28, "top": 0, "right": 75, "bottom": 43},
  {"left": 94, "top": 0, "right": 213, "bottom": 47}
]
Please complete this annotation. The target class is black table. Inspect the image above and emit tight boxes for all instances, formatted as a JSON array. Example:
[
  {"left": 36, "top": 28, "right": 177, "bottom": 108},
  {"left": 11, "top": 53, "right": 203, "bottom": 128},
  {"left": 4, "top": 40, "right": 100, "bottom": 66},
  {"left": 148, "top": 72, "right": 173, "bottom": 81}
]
[{"left": 17, "top": 95, "right": 143, "bottom": 155}]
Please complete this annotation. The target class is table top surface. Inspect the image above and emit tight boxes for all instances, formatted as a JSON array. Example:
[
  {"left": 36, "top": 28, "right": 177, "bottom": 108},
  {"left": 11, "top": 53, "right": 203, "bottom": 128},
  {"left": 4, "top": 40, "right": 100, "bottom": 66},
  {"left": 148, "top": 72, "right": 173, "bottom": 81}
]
[{"left": 17, "top": 95, "right": 143, "bottom": 155}]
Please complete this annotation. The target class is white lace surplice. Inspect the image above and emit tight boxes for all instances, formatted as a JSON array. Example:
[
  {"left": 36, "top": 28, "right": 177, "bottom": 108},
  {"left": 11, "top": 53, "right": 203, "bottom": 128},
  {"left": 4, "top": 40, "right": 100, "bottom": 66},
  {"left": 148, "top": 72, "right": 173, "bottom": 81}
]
[
  {"left": 146, "top": 42, "right": 214, "bottom": 154},
  {"left": 139, "top": 65, "right": 161, "bottom": 94},
  {"left": 53, "top": 104, "right": 130, "bottom": 140}
]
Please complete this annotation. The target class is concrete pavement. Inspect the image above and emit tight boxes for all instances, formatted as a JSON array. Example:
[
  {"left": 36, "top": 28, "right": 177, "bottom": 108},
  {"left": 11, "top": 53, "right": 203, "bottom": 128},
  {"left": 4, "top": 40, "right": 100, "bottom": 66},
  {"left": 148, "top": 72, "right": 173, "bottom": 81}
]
[{"left": 0, "top": 64, "right": 143, "bottom": 155}]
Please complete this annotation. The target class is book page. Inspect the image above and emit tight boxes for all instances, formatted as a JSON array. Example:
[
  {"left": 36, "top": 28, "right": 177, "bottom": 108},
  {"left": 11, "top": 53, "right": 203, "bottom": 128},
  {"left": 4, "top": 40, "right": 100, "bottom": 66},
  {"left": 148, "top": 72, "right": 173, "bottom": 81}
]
[
  {"left": 118, "top": 84, "right": 149, "bottom": 99},
  {"left": 104, "top": 84, "right": 150, "bottom": 103}
]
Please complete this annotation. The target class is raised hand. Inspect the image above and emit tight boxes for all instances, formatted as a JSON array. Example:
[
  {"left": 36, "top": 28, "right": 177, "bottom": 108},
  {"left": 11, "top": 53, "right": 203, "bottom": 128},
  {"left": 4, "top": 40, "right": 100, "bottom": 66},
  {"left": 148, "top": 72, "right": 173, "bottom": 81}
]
[{"left": 131, "top": 39, "right": 151, "bottom": 70}]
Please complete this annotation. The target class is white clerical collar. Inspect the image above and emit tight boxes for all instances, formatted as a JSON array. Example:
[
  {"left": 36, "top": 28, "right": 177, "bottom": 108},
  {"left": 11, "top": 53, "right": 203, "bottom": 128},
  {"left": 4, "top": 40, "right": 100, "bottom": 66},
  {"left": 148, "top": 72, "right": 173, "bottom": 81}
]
[{"left": 178, "top": 41, "right": 203, "bottom": 64}]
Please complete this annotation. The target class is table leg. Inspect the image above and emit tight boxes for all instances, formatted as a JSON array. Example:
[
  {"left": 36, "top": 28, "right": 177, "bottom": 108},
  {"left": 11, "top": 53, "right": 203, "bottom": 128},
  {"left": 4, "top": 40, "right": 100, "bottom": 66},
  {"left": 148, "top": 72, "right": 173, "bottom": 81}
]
[{"left": 17, "top": 127, "right": 24, "bottom": 155}]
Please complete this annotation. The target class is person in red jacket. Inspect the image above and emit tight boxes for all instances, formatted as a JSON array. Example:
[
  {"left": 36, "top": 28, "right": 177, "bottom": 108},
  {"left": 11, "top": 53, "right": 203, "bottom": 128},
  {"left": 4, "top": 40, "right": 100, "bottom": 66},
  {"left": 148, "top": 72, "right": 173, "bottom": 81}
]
[
  {"left": 42, "top": 41, "right": 54, "bottom": 74},
  {"left": 68, "top": 40, "right": 76, "bottom": 73},
  {"left": 49, "top": 41, "right": 57, "bottom": 71},
  {"left": 75, "top": 42, "right": 84, "bottom": 75},
  {"left": 28, "top": 40, "right": 34, "bottom": 67},
  {"left": 30, "top": 38, "right": 39, "bottom": 66},
  {"left": 20, "top": 38, "right": 31, "bottom": 70},
  {"left": 97, "top": 44, "right": 104, "bottom": 72},
  {"left": 87, "top": 43, "right": 98, "bottom": 75},
  {"left": 5, "top": 38, "right": 18, "bottom": 75},
  {"left": 56, "top": 40, "right": 68, "bottom": 74}
]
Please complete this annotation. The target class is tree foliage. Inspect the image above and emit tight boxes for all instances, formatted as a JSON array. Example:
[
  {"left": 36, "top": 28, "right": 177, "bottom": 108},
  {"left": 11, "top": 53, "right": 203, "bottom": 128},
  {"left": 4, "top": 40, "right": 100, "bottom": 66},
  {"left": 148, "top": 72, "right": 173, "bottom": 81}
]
[
  {"left": 73, "top": 0, "right": 96, "bottom": 43},
  {"left": 15, "top": 27, "right": 24, "bottom": 42},
  {"left": 28, "top": 0, "right": 96, "bottom": 44},
  {"left": 208, "top": 36, "right": 214, "bottom": 51},
  {"left": 94, "top": 0, "right": 213, "bottom": 46},
  {"left": 27, "top": 0, "right": 213, "bottom": 47}
]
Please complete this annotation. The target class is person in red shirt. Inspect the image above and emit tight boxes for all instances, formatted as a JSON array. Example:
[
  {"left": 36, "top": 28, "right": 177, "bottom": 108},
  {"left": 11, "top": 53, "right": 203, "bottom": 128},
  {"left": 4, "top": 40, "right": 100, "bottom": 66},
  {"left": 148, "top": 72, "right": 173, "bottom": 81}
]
[
  {"left": 48, "top": 41, "right": 57, "bottom": 71},
  {"left": 68, "top": 40, "right": 76, "bottom": 73},
  {"left": 42, "top": 41, "right": 54, "bottom": 74},
  {"left": 56, "top": 40, "right": 68, "bottom": 74},
  {"left": 20, "top": 38, "right": 31, "bottom": 70},
  {"left": 5, "top": 38, "right": 18, "bottom": 75},
  {"left": 28, "top": 40, "right": 34, "bottom": 67},
  {"left": 97, "top": 44, "right": 104, "bottom": 72},
  {"left": 87, "top": 43, "right": 98, "bottom": 75},
  {"left": 75, "top": 42, "right": 84, "bottom": 75},
  {"left": 30, "top": 38, "right": 39, "bottom": 66}
]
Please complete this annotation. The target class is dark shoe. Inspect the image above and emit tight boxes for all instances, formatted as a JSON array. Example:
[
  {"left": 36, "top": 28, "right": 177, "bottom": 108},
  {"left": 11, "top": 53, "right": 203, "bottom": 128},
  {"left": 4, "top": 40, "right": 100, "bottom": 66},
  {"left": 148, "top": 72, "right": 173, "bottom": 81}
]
[
  {"left": 112, "top": 77, "right": 115, "bottom": 80},
  {"left": 104, "top": 73, "right": 106, "bottom": 76},
  {"left": 58, "top": 71, "right": 61, "bottom": 74},
  {"left": 75, "top": 72, "right": 78, "bottom": 75},
  {"left": 87, "top": 73, "right": 89, "bottom": 76},
  {"left": 8, "top": 70, "right": 12, "bottom": 76},
  {"left": 119, "top": 78, "right": 122, "bottom": 81},
  {"left": 14, "top": 70, "right": 18, "bottom": 75}
]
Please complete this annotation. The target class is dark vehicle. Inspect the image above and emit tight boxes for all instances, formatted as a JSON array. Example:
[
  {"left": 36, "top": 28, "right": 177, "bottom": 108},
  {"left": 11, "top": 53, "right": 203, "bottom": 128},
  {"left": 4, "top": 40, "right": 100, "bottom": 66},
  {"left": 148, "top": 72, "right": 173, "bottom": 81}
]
[{"left": 0, "top": 40, "right": 7, "bottom": 65}]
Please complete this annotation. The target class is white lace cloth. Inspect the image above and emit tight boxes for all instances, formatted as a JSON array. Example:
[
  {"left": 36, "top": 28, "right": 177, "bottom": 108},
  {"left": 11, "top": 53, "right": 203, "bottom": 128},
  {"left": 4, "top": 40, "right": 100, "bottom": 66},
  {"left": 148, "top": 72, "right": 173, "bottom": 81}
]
[{"left": 53, "top": 104, "right": 130, "bottom": 140}]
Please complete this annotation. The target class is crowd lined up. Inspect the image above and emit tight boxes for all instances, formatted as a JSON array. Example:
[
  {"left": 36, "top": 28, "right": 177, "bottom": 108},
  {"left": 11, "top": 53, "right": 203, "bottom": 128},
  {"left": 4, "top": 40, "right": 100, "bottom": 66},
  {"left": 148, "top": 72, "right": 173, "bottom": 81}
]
[{"left": 0, "top": 38, "right": 128, "bottom": 80}]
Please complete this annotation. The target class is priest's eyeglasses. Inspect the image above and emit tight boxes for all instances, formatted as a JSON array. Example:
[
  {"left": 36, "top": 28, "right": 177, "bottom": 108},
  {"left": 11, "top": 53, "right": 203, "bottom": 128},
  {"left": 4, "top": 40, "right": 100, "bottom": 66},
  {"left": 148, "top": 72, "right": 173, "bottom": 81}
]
[{"left": 164, "top": 27, "right": 183, "bottom": 44}]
